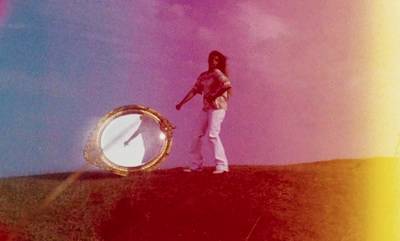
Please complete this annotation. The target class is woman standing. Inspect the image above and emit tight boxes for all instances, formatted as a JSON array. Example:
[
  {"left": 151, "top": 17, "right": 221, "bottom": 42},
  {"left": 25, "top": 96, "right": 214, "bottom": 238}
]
[{"left": 176, "top": 51, "right": 232, "bottom": 174}]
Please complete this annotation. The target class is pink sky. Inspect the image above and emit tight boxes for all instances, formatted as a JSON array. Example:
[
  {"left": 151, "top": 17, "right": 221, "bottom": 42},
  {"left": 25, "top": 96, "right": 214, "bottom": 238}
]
[
  {"left": 0, "top": 1, "right": 9, "bottom": 23},
  {"left": 0, "top": 0, "right": 399, "bottom": 176},
  {"left": 154, "top": 0, "right": 398, "bottom": 167}
]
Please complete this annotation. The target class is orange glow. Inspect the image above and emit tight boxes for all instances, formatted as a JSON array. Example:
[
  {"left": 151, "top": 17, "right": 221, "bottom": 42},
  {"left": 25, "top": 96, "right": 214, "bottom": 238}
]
[{"left": 366, "top": 0, "right": 400, "bottom": 240}]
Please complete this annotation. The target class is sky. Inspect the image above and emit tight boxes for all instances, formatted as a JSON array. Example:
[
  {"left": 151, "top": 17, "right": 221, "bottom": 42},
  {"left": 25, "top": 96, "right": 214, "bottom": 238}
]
[{"left": 0, "top": 0, "right": 399, "bottom": 177}]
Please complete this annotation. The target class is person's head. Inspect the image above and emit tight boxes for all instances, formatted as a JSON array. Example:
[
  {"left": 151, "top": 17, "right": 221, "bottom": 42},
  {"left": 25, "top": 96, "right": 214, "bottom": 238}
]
[
  {"left": 208, "top": 51, "right": 231, "bottom": 97},
  {"left": 208, "top": 51, "right": 228, "bottom": 77}
]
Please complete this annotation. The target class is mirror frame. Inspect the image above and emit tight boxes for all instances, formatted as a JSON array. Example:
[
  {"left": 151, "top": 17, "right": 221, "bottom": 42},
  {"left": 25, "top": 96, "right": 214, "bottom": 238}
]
[{"left": 83, "top": 105, "right": 175, "bottom": 176}]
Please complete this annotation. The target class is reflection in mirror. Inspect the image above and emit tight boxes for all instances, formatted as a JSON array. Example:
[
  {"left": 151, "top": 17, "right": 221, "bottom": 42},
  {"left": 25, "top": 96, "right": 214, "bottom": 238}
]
[
  {"left": 84, "top": 105, "right": 175, "bottom": 176},
  {"left": 101, "top": 114, "right": 165, "bottom": 167}
]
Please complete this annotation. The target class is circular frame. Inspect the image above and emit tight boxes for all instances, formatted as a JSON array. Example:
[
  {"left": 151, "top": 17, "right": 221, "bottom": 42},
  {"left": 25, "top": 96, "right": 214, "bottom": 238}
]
[{"left": 83, "top": 105, "right": 175, "bottom": 176}]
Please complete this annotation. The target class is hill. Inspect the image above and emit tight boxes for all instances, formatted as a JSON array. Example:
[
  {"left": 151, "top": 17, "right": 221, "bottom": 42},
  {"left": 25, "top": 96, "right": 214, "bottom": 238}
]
[{"left": 0, "top": 158, "right": 399, "bottom": 241}]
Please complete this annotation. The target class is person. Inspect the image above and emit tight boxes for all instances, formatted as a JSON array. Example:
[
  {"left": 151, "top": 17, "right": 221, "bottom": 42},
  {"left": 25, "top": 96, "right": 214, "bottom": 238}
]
[{"left": 176, "top": 51, "right": 232, "bottom": 174}]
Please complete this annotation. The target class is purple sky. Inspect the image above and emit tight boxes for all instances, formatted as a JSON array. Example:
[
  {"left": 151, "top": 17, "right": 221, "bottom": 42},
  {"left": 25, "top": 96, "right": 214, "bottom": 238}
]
[{"left": 0, "top": 0, "right": 399, "bottom": 177}]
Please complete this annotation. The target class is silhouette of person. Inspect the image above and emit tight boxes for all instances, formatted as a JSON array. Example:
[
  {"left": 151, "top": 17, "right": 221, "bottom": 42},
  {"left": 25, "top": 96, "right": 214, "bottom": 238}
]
[{"left": 124, "top": 115, "right": 163, "bottom": 164}]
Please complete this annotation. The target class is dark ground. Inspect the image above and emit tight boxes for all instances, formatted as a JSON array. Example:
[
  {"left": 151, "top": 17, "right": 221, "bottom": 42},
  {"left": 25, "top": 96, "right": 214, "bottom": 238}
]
[{"left": 0, "top": 158, "right": 398, "bottom": 241}]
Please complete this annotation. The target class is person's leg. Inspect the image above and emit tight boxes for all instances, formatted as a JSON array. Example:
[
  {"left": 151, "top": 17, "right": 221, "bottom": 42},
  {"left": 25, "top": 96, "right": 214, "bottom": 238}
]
[
  {"left": 188, "top": 110, "right": 208, "bottom": 171},
  {"left": 207, "top": 109, "right": 228, "bottom": 172}
]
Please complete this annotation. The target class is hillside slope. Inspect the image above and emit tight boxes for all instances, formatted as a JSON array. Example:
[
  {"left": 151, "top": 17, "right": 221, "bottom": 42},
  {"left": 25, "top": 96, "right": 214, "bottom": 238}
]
[{"left": 0, "top": 158, "right": 398, "bottom": 241}]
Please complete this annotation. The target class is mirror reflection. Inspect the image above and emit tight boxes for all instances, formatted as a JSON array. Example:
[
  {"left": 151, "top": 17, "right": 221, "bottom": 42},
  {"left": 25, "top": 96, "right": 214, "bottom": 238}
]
[
  {"left": 100, "top": 114, "right": 165, "bottom": 167},
  {"left": 84, "top": 104, "right": 175, "bottom": 175}
]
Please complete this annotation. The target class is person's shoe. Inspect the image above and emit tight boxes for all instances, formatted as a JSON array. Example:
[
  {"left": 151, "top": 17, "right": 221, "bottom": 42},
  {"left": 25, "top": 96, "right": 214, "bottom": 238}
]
[
  {"left": 212, "top": 169, "right": 228, "bottom": 174},
  {"left": 183, "top": 168, "right": 202, "bottom": 173}
]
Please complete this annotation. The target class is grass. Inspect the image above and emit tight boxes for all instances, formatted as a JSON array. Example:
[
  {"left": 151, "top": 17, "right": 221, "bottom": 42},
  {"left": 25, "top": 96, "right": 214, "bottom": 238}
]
[{"left": 0, "top": 158, "right": 396, "bottom": 240}]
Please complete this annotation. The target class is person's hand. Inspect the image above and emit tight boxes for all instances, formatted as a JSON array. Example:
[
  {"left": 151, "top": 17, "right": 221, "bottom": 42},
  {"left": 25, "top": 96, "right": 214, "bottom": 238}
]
[
  {"left": 176, "top": 103, "right": 182, "bottom": 110},
  {"left": 124, "top": 141, "right": 129, "bottom": 146}
]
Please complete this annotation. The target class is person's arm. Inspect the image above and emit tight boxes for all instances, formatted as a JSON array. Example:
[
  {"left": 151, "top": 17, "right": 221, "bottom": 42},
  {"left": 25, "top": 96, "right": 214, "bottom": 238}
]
[
  {"left": 206, "top": 86, "right": 231, "bottom": 102},
  {"left": 124, "top": 127, "right": 141, "bottom": 146},
  {"left": 205, "top": 70, "right": 232, "bottom": 102},
  {"left": 176, "top": 89, "right": 198, "bottom": 110}
]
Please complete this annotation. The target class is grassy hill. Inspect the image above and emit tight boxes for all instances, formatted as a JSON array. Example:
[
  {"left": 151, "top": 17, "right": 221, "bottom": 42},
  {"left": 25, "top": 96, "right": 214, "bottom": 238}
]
[{"left": 0, "top": 158, "right": 398, "bottom": 241}]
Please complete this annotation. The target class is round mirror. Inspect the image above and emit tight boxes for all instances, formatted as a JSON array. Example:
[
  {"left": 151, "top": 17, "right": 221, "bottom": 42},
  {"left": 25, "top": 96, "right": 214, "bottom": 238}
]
[{"left": 84, "top": 105, "right": 175, "bottom": 176}]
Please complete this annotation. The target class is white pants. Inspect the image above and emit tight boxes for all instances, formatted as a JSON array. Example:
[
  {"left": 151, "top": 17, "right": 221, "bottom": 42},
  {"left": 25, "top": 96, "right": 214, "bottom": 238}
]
[{"left": 189, "top": 109, "right": 228, "bottom": 171}]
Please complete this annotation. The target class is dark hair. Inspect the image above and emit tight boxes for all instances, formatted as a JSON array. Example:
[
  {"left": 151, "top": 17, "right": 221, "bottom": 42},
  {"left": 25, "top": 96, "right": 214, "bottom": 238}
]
[
  {"left": 208, "top": 51, "right": 228, "bottom": 77},
  {"left": 208, "top": 51, "right": 231, "bottom": 97}
]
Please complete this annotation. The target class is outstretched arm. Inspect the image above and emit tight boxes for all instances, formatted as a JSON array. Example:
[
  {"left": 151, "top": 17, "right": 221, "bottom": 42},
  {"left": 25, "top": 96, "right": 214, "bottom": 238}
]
[
  {"left": 176, "top": 89, "right": 198, "bottom": 110},
  {"left": 124, "top": 127, "right": 141, "bottom": 146}
]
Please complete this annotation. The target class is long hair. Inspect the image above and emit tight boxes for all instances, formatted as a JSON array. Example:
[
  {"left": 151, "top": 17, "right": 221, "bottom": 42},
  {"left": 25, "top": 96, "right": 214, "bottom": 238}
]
[
  {"left": 208, "top": 51, "right": 232, "bottom": 97},
  {"left": 208, "top": 51, "right": 228, "bottom": 77}
]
